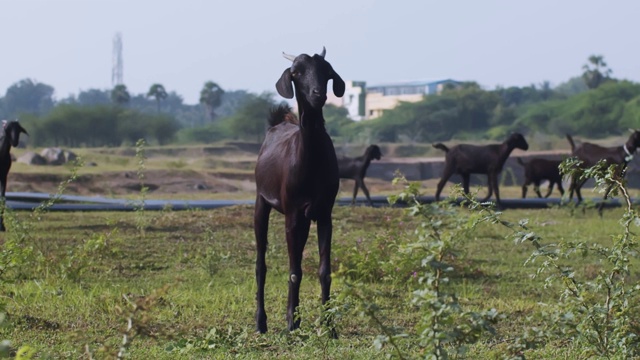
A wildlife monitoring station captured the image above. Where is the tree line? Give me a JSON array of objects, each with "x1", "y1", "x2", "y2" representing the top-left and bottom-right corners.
[{"x1": 1, "y1": 54, "x2": 636, "y2": 148}]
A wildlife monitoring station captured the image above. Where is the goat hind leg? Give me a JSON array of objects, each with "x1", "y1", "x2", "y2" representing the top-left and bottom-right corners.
[
  {"x1": 351, "y1": 181, "x2": 359, "y2": 205},
  {"x1": 254, "y1": 196, "x2": 271, "y2": 333},
  {"x1": 358, "y1": 179, "x2": 373, "y2": 206},
  {"x1": 435, "y1": 167, "x2": 454, "y2": 201}
]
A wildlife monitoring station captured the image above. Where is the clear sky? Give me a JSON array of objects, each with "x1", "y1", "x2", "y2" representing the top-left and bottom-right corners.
[{"x1": 2, "y1": 0, "x2": 638, "y2": 104}]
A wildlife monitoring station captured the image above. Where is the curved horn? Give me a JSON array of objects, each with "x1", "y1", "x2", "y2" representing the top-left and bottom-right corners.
[
  {"x1": 319, "y1": 46, "x2": 326, "y2": 58},
  {"x1": 282, "y1": 52, "x2": 296, "y2": 62}
]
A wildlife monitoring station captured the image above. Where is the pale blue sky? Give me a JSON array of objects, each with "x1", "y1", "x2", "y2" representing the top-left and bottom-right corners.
[{"x1": 2, "y1": 0, "x2": 638, "y2": 104}]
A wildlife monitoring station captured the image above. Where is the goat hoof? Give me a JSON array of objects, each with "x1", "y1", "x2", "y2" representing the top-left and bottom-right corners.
[{"x1": 256, "y1": 313, "x2": 267, "y2": 334}]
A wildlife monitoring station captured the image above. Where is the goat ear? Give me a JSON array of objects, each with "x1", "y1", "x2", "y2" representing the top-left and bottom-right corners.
[
  {"x1": 332, "y1": 73, "x2": 346, "y2": 97},
  {"x1": 275, "y1": 68, "x2": 294, "y2": 99}
]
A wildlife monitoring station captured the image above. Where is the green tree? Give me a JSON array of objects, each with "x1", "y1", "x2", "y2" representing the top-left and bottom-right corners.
[
  {"x1": 582, "y1": 55, "x2": 612, "y2": 89},
  {"x1": 146, "y1": 84, "x2": 168, "y2": 112},
  {"x1": 324, "y1": 104, "x2": 354, "y2": 137},
  {"x1": 223, "y1": 92, "x2": 277, "y2": 143},
  {"x1": 111, "y1": 84, "x2": 131, "y2": 106},
  {"x1": 199, "y1": 81, "x2": 224, "y2": 123},
  {"x1": 2, "y1": 78, "x2": 55, "y2": 117}
]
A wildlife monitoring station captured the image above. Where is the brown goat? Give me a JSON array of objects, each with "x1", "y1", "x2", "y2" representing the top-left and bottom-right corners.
[
  {"x1": 566, "y1": 131, "x2": 640, "y2": 203},
  {"x1": 516, "y1": 157, "x2": 565, "y2": 198},
  {"x1": 0, "y1": 120, "x2": 28, "y2": 231},
  {"x1": 433, "y1": 133, "x2": 529, "y2": 204},
  {"x1": 254, "y1": 48, "x2": 345, "y2": 336},
  {"x1": 338, "y1": 144, "x2": 382, "y2": 206}
]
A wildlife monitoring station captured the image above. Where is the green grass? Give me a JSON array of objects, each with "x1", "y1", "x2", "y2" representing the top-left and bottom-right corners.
[{"x1": 0, "y1": 202, "x2": 634, "y2": 359}]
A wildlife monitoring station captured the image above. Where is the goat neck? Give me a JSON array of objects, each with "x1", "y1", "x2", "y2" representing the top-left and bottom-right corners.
[
  {"x1": 497, "y1": 141, "x2": 518, "y2": 166},
  {"x1": 296, "y1": 101, "x2": 326, "y2": 133},
  {"x1": 623, "y1": 134, "x2": 640, "y2": 160},
  {"x1": 0, "y1": 129, "x2": 11, "y2": 159}
]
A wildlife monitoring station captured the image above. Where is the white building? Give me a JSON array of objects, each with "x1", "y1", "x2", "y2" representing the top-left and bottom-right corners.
[{"x1": 327, "y1": 79, "x2": 460, "y2": 120}]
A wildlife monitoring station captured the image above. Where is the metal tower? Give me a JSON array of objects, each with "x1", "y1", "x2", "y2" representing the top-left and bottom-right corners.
[{"x1": 112, "y1": 32, "x2": 123, "y2": 86}]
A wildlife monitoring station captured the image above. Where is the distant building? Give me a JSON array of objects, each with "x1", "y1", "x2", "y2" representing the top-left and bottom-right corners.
[
  {"x1": 365, "y1": 79, "x2": 460, "y2": 119},
  {"x1": 326, "y1": 79, "x2": 460, "y2": 121},
  {"x1": 326, "y1": 81, "x2": 367, "y2": 121}
]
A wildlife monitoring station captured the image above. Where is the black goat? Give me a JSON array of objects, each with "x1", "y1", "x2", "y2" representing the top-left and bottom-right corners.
[
  {"x1": 338, "y1": 145, "x2": 382, "y2": 206},
  {"x1": 516, "y1": 157, "x2": 565, "y2": 198},
  {"x1": 254, "y1": 47, "x2": 345, "y2": 336},
  {"x1": 0, "y1": 120, "x2": 28, "y2": 231},
  {"x1": 566, "y1": 131, "x2": 640, "y2": 203},
  {"x1": 433, "y1": 133, "x2": 529, "y2": 204}
]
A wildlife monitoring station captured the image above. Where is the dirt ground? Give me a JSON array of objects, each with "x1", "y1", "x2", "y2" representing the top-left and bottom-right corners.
[{"x1": 7, "y1": 169, "x2": 426, "y2": 200}]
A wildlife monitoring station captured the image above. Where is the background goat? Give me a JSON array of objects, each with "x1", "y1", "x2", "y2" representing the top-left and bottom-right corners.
[
  {"x1": 433, "y1": 133, "x2": 529, "y2": 204},
  {"x1": 0, "y1": 120, "x2": 28, "y2": 231},
  {"x1": 338, "y1": 144, "x2": 382, "y2": 206},
  {"x1": 254, "y1": 47, "x2": 344, "y2": 336},
  {"x1": 566, "y1": 131, "x2": 640, "y2": 203},
  {"x1": 516, "y1": 157, "x2": 565, "y2": 198}
]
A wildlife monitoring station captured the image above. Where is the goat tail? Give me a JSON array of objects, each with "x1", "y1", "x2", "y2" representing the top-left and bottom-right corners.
[
  {"x1": 432, "y1": 143, "x2": 449, "y2": 152},
  {"x1": 267, "y1": 104, "x2": 297, "y2": 127},
  {"x1": 566, "y1": 134, "x2": 576, "y2": 152},
  {"x1": 516, "y1": 157, "x2": 525, "y2": 166}
]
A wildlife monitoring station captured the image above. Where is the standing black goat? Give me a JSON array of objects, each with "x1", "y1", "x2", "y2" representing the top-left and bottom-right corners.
[
  {"x1": 433, "y1": 133, "x2": 529, "y2": 204},
  {"x1": 254, "y1": 47, "x2": 344, "y2": 336},
  {"x1": 338, "y1": 144, "x2": 382, "y2": 206},
  {"x1": 566, "y1": 131, "x2": 640, "y2": 203},
  {"x1": 516, "y1": 157, "x2": 565, "y2": 198},
  {"x1": 0, "y1": 120, "x2": 28, "y2": 231}
]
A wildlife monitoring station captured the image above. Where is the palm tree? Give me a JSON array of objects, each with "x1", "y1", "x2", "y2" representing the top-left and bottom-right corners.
[
  {"x1": 582, "y1": 55, "x2": 612, "y2": 89},
  {"x1": 147, "y1": 84, "x2": 168, "y2": 112},
  {"x1": 111, "y1": 84, "x2": 130, "y2": 106},
  {"x1": 199, "y1": 81, "x2": 224, "y2": 122}
]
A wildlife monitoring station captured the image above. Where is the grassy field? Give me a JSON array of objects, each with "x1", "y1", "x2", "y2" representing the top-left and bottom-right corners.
[
  {"x1": 2, "y1": 142, "x2": 640, "y2": 358},
  {"x1": 0, "y1": 195, "x2": 637, "y2": 359}
]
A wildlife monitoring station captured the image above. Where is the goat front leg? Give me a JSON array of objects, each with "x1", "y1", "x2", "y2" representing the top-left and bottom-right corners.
[
  {"x1": 286, "y1": 211, "x2": 310, "y2": 332},
  {"x1": 0, "y1": 175, "x2": 7, "y2": 232},
  {"x1": 493, "y1": 174, "x2": 502, "y2": 205},
  {"x1": 357, "y1": 178, "x2": 373, "y2": 206},
  {"x1": 317, "y1": 215, "x2": 337, "y2": 338},
  {"x1": 556, "y1": 181, "x2": 565, "y2": 197},
  {"x1": 544, "y1": 182, "x2": 555, "y2": 198},
  {"x1": 481, "y1": 174, "x2": 494, "y2": 202},
  {"x1": 534, "y1": 183, "x2": 543, "y2": 198},
  {"x1": 254, "y1": 196, "x2": 271, "y2": 333}
]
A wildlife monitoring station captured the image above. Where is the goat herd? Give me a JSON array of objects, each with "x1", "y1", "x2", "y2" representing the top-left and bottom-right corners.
[
  {"x1": 0, "y1": 48, "x2": 638, "y2": 337},
  {"x1": 251, "y1": 47, "x2": 640, "y2": 336}
]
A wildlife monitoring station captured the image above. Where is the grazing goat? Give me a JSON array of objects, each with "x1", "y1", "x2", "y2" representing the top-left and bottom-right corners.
[
  {"x1": 254, "y1": 47, "x2": 345, "y2": 336},
  {"x1": 338, "y1": 144, "x2": 382, "y2": 206},
  {"x1": 516, "y1": 157, "x2": 565, "y2": 198},
  {"x1": 566, "y1": 131, "x2": 640, "y2": 203},
  {"x1": 0, "y1": 120, "x2": 28, "y2": 231},
  {"x1": 433, "y1": 133, "x2": 529, "y2": 204}
]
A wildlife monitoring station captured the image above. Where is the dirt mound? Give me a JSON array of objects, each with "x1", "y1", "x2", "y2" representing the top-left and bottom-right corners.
[{"x1": 9, "y1": 170, "x2": 252, "y2": 196}]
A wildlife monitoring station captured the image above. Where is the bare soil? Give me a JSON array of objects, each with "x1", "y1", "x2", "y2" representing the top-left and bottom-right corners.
[
  {"x1": 7, "y1": 169, "x2": 411, "y2": 201},
  {"x1": 9, "y1": 170, "x2": 256, "y2": 197}
]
